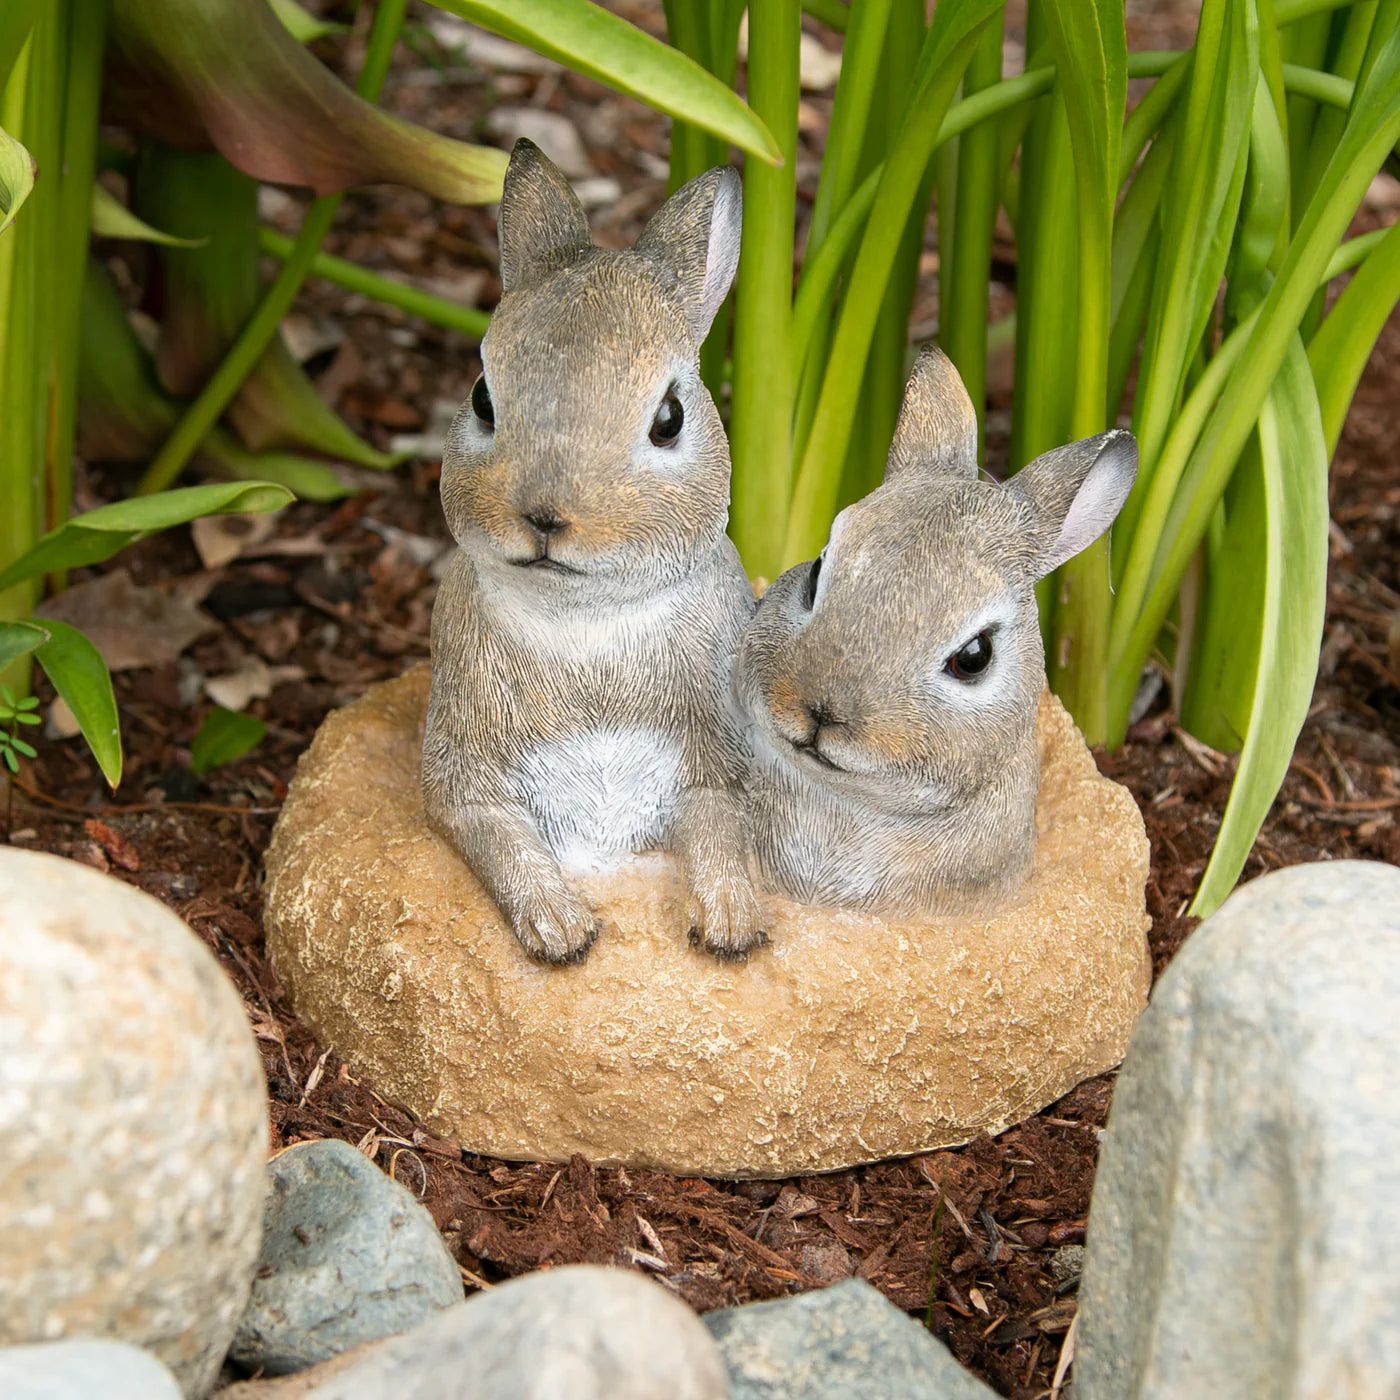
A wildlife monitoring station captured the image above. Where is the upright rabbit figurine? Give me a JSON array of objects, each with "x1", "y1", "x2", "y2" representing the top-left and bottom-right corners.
[
  {"x1": 422, "y1": 140, "x2": 764, "y2": 964},
  {"x1": 734, "y1": 345, "x2": 1138, "y2": 918}
]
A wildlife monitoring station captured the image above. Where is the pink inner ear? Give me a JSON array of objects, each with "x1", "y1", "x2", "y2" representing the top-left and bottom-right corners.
[
  {"x1": 698, "y1": 176, "x2": 742, "y2": 330},
  {"x1": 1042, "y1": 441, "x2": 1137, "y2": 575}
]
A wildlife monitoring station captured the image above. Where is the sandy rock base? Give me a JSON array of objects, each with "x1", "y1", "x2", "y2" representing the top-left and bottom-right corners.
[{"x1": 264, "y1": 667, "x2": 1150, "y2": 1178}]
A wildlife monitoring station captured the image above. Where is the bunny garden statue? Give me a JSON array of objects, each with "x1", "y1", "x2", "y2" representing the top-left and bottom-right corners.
[
  {"x1": 422, "y1": 139, "x2": 764, "y2": 965},
  {"x1": 734, "y1": 345, "x2": 1138, "y2": 919}
]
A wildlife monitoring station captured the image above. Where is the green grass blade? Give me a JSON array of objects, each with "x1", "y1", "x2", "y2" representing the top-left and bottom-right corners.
[
  {"x1": 1189, "y1": 336, "x2": 1328, "y2": 914},
  {"x1": 90, "y1": 183, "x2": 205, "y2": 246},
  {"x1": 781, "y1": 0, "x2": 1000, "y2": 568},
  {"x1": 0, "y1": 483, "x2": 294, "y2": 594},
  {"x1": 430, "y1": 0, "x2": 780, "y2": 164},
  {"x1": 32, "y1": 617, "x2": 121, "y2": 785},
  {"x1": 1039, "y1": 0, "x2": 1126, "y2": 740},
  {"x1": 1308, "y1": 215, "x2": 1400, "y2": 453},
  {"x1": 1109, "y1": 10, "x2": 1400, "y2": 736},
  {"x1": 728, "y1": 0, "x2": 801, "y2": 580},
  {"x1": 1121, "y1": 0, "x2": 1258, "y2": 551},
  {"x1": 941, "y1": 13, "x2": 1003, "y2": 456},
  {"x1": 258, "y1": 225, "x2": 490, "y2": 339}
]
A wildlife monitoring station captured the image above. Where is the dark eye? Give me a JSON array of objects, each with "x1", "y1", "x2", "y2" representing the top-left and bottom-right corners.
[
  {"x1": 649, "y1": 387, "x2": 683, "y2": 446},
  {"x1": 471, "y1": 374, "x2": 494, "y2": 427},
  {"x1": 801, "y1": 554, "x2": 822, "y2": 609},
  {"x1": 946, "y1": 631, "x2": 993, "y2": 681}
]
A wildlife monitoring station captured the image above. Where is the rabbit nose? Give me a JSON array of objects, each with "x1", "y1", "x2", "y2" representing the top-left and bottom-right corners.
[
  {"x1": 807, "y1": 702, "x2": 839, "y2": 732},
  {"x1": 522, "y1": 508, "x2": 568, "y2": 537}
]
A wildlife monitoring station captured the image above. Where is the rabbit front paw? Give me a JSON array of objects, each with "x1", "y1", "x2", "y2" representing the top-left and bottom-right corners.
[
  {"x1": 512, "y1": 884, "x2": 599, "y2": 965},
  {"x1": 687, "y1": 876, "x2": 768, "y2": 962}
]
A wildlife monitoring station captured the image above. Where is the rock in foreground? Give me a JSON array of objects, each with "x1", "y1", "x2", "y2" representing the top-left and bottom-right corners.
[
  {"x1": 1076, "y1": 860, "x2": 1400, "y2": 1399},
  {"x1": 0, "y1": 1339, "x2": 182, "y2": 1399},
  {"x1": 217, "y1": 1265, "x2": 728, "y2": 1399},
  {"x1": 265, "y1": 666, "x2": 1150, "y2": 1176},
  {"x1": 705, "y1": 1279, "x2": 995, "y2": 1399},
  {"x1": 231, "y1": 1138, "x2": 462, "y2": 1376},
  {"x1": 0, "y1": 849, "x2": 268, "y2": 1398}
]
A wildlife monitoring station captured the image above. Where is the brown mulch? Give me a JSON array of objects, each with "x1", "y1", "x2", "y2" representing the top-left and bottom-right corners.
[{"x1": 8, "y1": 6, "x2": 1399, "y2": 1397}]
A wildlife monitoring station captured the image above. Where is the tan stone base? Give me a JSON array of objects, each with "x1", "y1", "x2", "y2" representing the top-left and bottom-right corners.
[{"x1": 264, "y1": 666, "x2": 1150, "y2": 1178}]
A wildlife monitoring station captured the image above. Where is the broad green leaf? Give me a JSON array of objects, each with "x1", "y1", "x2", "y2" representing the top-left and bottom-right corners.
[
  {"x1": 32, "y1": 619, "x2": 122, "y2": 787},
  {"x1": 90, "y1": 183, "x2": 206, "y2": 247},
  {"x1": 0, "y1": 620, "x2": 47, "y2": 673},
  {"x1": 190, "y1": 706, "x2": 266, "y2": 774},
  {"x1": 1190, "y1": 336, "x2": 1328, "y2": 915},
  {"x1": 0, "y1": 483, "x2": 294, "y2": 594},
  {"x1": 268, "y1": 0, "x2": 347, "y2": 43},
  {"x1": 427, "y1": 0, "x2": 781, "y2": 165},
  {"x1": 0, "y1": 123, "x2": 35, "y2": 233},
  {"x1": 107, "y1": 0, "x2": 508, "y2": 203}
]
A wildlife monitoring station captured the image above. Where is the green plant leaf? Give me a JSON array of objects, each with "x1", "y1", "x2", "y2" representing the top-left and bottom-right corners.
[
  {"x1": 0, "y1": 0, "x2": 40, "y2": 84},
  {"x1": 32, "y1": 618, "x2": 121, "y2": 787},
  {"x1": 427, "y1": 0, "x2": 780, "y2": 164},
  {"x1": 0, "y1": 620, "x2": 48, "y2": 673},
  {"x1": 190, "y1": 706, "x2": 266, "y2": 774},
  {"x1": 1189, "y1": 336, "x2": 1329, "y2": 915},
  {"x1": 268, "y1": 0, "x2": 347, "y2": 43},
  {"x1": 0, "y1": 123, "x2": 35, "y2": 233},
  {"x1": 106, "y1": 0, "x2": 508, "y2": 203},
  {"x1": 0, "y1": 483, "x2": 294, "y2": 594},
  {"x1": 90, "y1": 182, "x2": 206, "y2": 246}
]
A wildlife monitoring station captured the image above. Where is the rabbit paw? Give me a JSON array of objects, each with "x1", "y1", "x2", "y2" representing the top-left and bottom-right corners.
[
  {"x1": 513, "y1": 885, "x2": 599, "y2": 965},
  {"x1": 687, "y1": 877, "x2": 768, "y2": 962}
]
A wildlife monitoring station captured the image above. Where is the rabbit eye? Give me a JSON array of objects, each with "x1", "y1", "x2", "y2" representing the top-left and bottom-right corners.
[
  {"x1": 946, "y1": 631, "x2": 993, "y2": 681},
  {"x1": 801, "y1": 554, "x2": 822, "y2": 609},
  {"x1": 650, "y1": 388, "x2": 683, "y2": 447},
  {"x1": 471, "y1": 375, "x2": 494, "y2": 428}
]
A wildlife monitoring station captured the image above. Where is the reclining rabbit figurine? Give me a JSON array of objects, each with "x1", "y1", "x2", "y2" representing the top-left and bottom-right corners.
[
  {"x1": 422, "y1": 139, "x2": 764, "y2": 965},
  {"x1": 733, "y1": 345, "x2": 1138, "y2": 918}
]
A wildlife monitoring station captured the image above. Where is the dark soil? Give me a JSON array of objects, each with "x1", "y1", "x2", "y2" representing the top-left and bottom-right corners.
[{"x1": 10, "y1": 6, "x2": 1399, "y2": 1397}]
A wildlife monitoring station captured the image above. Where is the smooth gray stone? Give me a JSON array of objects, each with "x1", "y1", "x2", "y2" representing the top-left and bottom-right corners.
[
  {"x1": 219, "y1": 1265, "x2": 729, "y2": 1399},
  {"x1": 0, "y1": 1339, "x2": 182, "y2": 1399},
  {"x1": 230, "y1": 1138, "x2": 462, "y2": 1376},
  {"x1": 1076, "y1": 860, "x2": 1400, "y2": 1400},
  {"x1": 704, "y1": 1278, "x2": 995, "y2": 1399}
]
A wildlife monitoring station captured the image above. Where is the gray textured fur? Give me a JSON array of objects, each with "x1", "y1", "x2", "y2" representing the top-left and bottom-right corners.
[
  {"x1": 422, "y1": 140, "x2": 762, "y2": 963},
  {"x1": 734, "y1": 345, "x2": 1138, "y2": 918}
]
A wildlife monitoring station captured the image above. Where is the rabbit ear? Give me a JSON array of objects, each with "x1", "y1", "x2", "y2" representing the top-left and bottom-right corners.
[
  {"x1": 884, "y1": 345, "x2": 979, "y2": 486},
  {"x1": 1011, "y1": 429, "x2": 1139, "y2": 578},
  {"x1": 635, "y1": 166, "x2": 742, "y2": 341},
  {"x1": 497, "y1": 138, "x2": 592, "y2": 293}
]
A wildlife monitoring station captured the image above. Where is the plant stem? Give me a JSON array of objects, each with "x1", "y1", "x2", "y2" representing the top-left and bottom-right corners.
[
  {"x1": 941, "y1": 15, "x2": 1003, "y2": 456},
  {"x1": 136, "y1": 0, "x2": 408, "y2": 495},
  {"x1": 257, "y1": 226, "x2": 490, "y2": 338},
  {"x1": 727, "y1": 0, "x2": 800, "y2": 579}
]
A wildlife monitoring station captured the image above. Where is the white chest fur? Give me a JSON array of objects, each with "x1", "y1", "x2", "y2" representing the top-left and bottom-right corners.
[{"x1": 514, "y1": 727, "x2": 684, "y2": 873}]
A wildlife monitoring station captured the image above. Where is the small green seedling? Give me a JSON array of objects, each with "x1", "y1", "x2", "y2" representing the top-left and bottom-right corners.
[
  {"x1": 0, "y1": 683, "x2": 40, "y2": 775},
  {"x1": 190, "y1": 705, "x2": 266, "y2": 775}
]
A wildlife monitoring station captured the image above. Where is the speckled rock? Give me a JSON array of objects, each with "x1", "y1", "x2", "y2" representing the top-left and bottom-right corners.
[
  {"x1": 705, "y1": 1279, "x2": 995, "y2": 1399},
  {"x1": 0, "y1": 1339, "x2": 183, "y2": 1398},
  {"x1": 264, "y1": 666, "x2": 1150, "y2": 1177},
  {"x1": 231, "y1": 1138, "x2": 462, "y2": 1375},
  {"x1": 0, "y1": 849, "x2": 268, "y2": 1398},
  {"x1": 1076, "y1": 860, "x2": 1400, "y2": 1400},
  {"x1": 216, "y1": 1265, "x2": 728, "y2": 1399}
]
